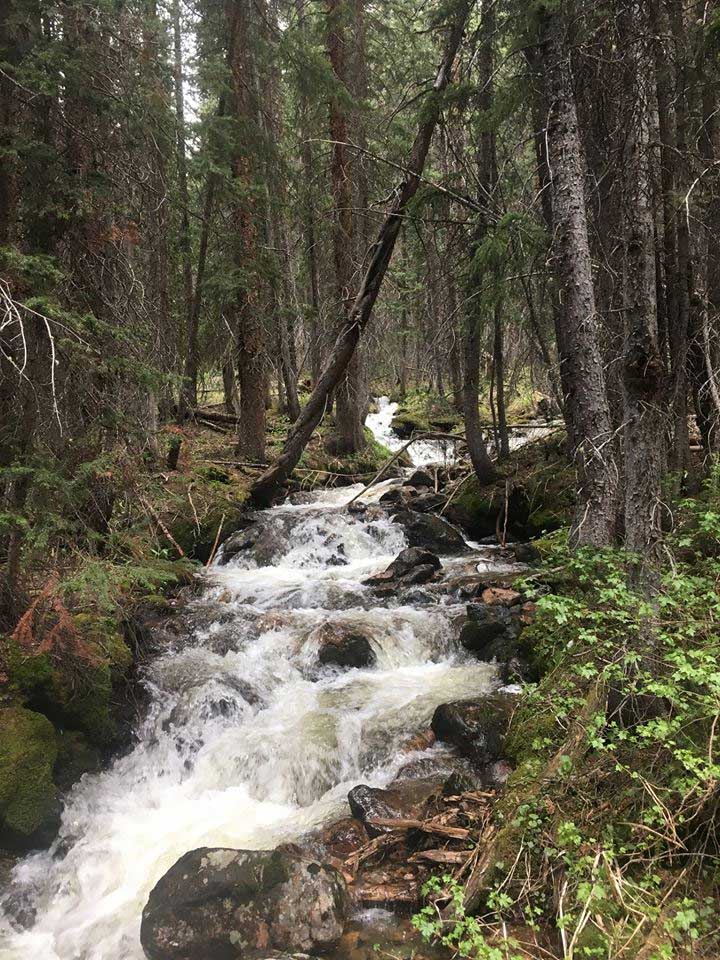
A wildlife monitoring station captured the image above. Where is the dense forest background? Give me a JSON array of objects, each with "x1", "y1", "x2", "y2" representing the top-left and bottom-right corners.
[{"x1": 3, "y1": 0, "x2": 720, "y2": 954}]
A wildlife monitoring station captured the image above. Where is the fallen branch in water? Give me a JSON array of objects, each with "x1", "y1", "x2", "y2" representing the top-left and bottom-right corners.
[{"x1": 345, "y1": 432, "x2": 464, "y2": 507}]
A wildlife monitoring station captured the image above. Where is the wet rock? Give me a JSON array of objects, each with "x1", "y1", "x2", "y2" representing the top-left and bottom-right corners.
[
  {"x1": 403, "y1": 469, "x2": 434, "y2": 489},
  {"x1": 431, "y1": 694, "x2": 515, "y2": 765},
  {"x1": 389, "y1": 547, "x2": 441, "y2": 579},
  {"x1": 140, "y1": 846, "x2": 347, "y2": 960},
  {"x1": 315, "y1": 623, "x2": 376, "y2": 669},
  {"x1": 379, "y1": 488, "x2": 411, "y2": 508},
  {"x1": 392, "y1": 511, "x2": 467, "y2": 555},
  {"x1": 364, "y1": 547, "x2": 441, "y2": 593},
  {"x1": 410, "y1": 492, "x2": 447, "y2": 513},
  {"x1": 400, "y1": 564, "x2": 437, "y2": 586},
  {"x1": 219, "y1": 518, "x2": 288, "y2": 567},
  {"x1": 458, "y1": 615, "x2": 506, "y2": 651},
  {"x1": 460, "y1": 603, "x2": 532, "y2": 675},
  {"x1": 400, "y1": 728, "x2": 435, "y2": 754},
  {"x1": 304, "y1": 817, "x2": 368, "y2": 863},
  {"x1": 347, "y1": 778, "x2": 444, "y2": 838}
]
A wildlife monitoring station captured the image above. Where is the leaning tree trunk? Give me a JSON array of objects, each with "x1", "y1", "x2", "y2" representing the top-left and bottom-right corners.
[
  {"x1": 250, "y1": 0, "x2": 471, "y2": 507},
  {"x1": 539, "y1": 3, "x2": 618, "y2": 548}
]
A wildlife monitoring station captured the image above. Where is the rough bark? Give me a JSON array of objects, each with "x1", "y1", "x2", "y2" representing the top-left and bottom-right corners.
[
  {"x1": 173, "y1": 0, "x2": 196, "y2": 416},
  {"x1": 463, "y1": 0, "x2": 498, "y2": 486},
  {"x1": 621, "y1": 0, "x2": 665, "y2": 588},
  {"x1": 227, "y1": 0, "x2": 267, "y2": 463},
  {"x1": 250, "y1": 0, "x2": 471, "y2": 507},
  {"x1": 328, "y1": 0, "x2": 366, "y2": 454},
  {"x1": 539, "y1": 4, "x2": 618, "y2": 547}
]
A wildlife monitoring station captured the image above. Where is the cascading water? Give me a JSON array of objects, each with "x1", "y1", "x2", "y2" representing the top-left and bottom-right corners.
[
  {"x1": 365, "y1": 397, "x2": 460, "y2": 466},
  {"x1": 0, "y1": 433, "x2": 503, "y2": 960}
]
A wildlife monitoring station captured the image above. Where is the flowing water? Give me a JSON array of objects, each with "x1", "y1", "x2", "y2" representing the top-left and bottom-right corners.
[
  {"x1": 365, "y1": 396, "x2": 459, "y2": 465},
  {"x1": 0, "y1": 420, "x2": 509, "y2": 960}
]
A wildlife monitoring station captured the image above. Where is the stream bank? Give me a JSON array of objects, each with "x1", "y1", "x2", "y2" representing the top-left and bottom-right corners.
[{"x1": 0, "y1": 410, "x2": 564, "y2": 960}]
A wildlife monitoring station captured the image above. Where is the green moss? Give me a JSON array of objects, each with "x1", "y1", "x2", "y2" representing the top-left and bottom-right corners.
[
  {"x1": 5, "y1": 614, "x2": 134, "y2": 748},
  {"x1": 0, "y1": 707, "x2": 57, "y2": 839}
]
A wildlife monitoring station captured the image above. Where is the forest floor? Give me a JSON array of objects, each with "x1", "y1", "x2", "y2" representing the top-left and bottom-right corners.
[{"x1": 3, "y1": 401, "x2": 718, "y2": 959}]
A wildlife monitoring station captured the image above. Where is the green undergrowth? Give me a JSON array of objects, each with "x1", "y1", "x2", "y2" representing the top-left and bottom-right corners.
[{"x1": 414, "y1": 469, "x2": 720, "y2": 959}]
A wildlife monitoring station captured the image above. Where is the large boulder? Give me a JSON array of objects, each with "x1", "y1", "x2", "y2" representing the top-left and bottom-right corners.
[
  {"x1": 431, "y1": 694, "x2": 516, "y2": 765},
  {"x1": 0, "y1": 707, "x2": 59, "y2": 849},
  {"x1": 313, "y1": 623, "x2": 376, "y2": 669},
  {"x1": 392, "y1": 510, "x2": 467, "y2": 555},
  {"x1": 140, "y1": 846, "x2": 347, "y2": 960}
]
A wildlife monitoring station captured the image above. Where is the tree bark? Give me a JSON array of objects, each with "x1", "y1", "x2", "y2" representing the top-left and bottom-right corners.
[
  {"x1": 539, "y1": 3, "x2": 618, "y2": 548},
  {"x1": 250, "y1": 0, "x2": 471, "y2": 507},
  {"x1": 328, "y1": 0, "x2": 366, "y2": 454},
  {"x1": 463, "y1": 0, "x2": 498, "y2": 486},
  {"x1": 621, "y1": 0, "x2": 665, "y2": 588},
  {"x1": 173, "y1": 0, "x2": 196, "y2": 417},
  {"x1": 227, "y1": 0, "x2": 267, "y2": 463}
]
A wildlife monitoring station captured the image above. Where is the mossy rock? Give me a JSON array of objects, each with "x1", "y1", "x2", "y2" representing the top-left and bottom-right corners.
[
  {"x1": 390, "y1": 410, "x2": 430, "y2": 439},
  {"x1": 6, "y1": 614, "x2": 134, "y2": 748},
  {"x1": 0, "y1": 707, "x2": 58, "y2": 846},
  {"x1": 170, "y1": 503, "x2": 248, "y2": 564},
  {"x1": 446, "y1": 479, "x2": 533, "y2": 540}
]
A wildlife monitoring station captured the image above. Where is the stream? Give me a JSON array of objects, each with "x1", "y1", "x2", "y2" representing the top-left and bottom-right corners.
[{"x1": 0, "y1": 411, "x2": 516, "y2": 960}]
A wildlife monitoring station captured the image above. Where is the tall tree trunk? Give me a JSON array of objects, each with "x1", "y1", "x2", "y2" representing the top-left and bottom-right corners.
[
  {"x1": 250, "y1": 0, "x2": 471, "y2": 507},
  {"x1": 328, "y1": 0, "x2": 366, "y2": 454},
  {"x1": 463, "y1": 0, "x2": 498, "y2": 486},
  {"x1": 173, "y1": 0, "x2": 196, "y2": 417},
  {"x1": 227, "y1": 0, "x2": 267, "y2": 462},
  {"x1": 621, "y1": 0, "x2": 665, "y2": 588},
  {"x1": 538, "y1": 3, "x2": 618, "y2": 548},
  {"x1": 143, "y1": 0, "x2": 171, "y2": 451}
]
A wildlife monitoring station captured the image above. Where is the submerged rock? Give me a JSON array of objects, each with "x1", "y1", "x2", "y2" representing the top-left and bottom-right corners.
[
  {"x1": 431, "y1": 694, "x2": 516, "y2": 765},
  {"x1": 140, "y1": 846, "x2": 347, "y2": 960},
  {"x1": 314, "y1": 623, "x2": 377, "y2": 669},
  {"x1": 392, "y1": 511, "x2": 466, "y2": 555}
]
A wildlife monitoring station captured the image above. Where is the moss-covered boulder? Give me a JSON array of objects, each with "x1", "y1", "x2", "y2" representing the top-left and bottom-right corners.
[
  {"x1": 445, "y1": 480, "x2": 531, "y2": 540},
  {"x1": 0, "y1": 707, "x2": 58, "y2": 848},
  {"x1": 6, "y1": 614, "x2": 134, "y2": 748}
]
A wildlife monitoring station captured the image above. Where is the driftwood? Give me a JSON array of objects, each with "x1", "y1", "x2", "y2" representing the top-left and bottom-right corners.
[
  {"x1": 409, "y1": 849, "x2": 474, "y2": 864},
  {"x1": 367, "y1": 817, "x2": 471, "y2": 840}
]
